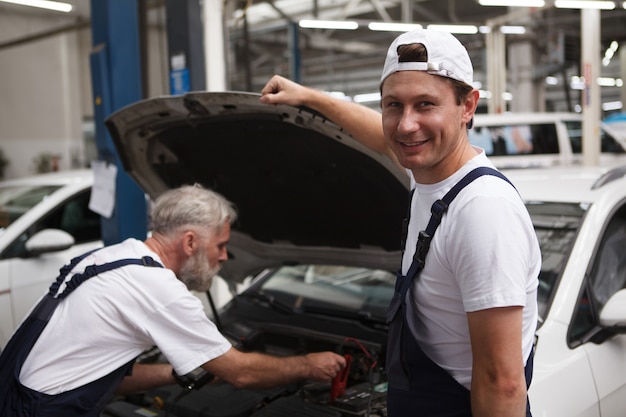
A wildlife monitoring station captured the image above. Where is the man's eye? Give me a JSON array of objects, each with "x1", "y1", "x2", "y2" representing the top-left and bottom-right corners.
[{"x1": 383, "y1": 101, "x2": 400, "y2": 109}]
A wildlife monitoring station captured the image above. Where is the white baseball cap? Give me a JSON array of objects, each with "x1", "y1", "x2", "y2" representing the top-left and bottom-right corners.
[{"x1": 380, "y1": 28, "x2": 474, "y2": 87}]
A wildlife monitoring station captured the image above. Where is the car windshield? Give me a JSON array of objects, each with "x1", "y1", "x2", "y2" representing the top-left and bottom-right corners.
[
  {"x1": 257, "y1": 265, "x2": 396, "y2": 322},
  {"x1": 255, "y1": 201, "x2": 586, "y2": 325},
  {"x1": 0, "y1": 184, "x2": 62, "y2": 234},
  {"x1": 527, "y1": 201, "x2": 587, "y2": 323}
]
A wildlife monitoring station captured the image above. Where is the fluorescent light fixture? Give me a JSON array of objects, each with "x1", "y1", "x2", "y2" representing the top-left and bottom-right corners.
[
  {"x1": 298, "y1": 19, "x2": 359, "y2": 30},
  {"x1": 324, "y1": 91, "x2": 353, "y2": 101},
  {"x1": 500, "y1": 25, "x2": 526, "y2": 34},
  {"x1": 368, "y1": 22, "x2": 422, "y2": 32},
  {"x1": 545, "y1": 76, "x2": 559, "y2": 85},
  {"x1": 570, "y1": 76, "x2": 585, "y2": 90},
  {"x1": 554, "y1": 1, "x2": 615, "y2": 9},
  {"x1": 603, "y1": 41, "x2": 619, "y2": 66},
  {"x1": 479, "y1": 0, "x2": 545, "y2": 6},
  {"x1": 602, "y1": 101, "x2": 623, "y2": 111},
  {"x1": 598, "y1": 77, "x2": 618, "y2": 87},
  {"x1": 479, "y1": 26, "x2": 491, "y2": 33},
  {"x1": 479, "y1": 90, "x2": 492, "y2": 99},
  {"x1": 0, "y1": 0, "x2": 72, "y2": 12},
  {"x1": 427, "y1": 24, "x2": 478, "y2": 34},
  {"x1": 354, "y1": 92, "x2": 381, "y2": 103}
]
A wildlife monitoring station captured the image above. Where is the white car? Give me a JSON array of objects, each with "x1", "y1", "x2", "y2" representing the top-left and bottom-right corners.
[
  {"x1": 469, "y1": 112, "x2": 626, "y2": 169},
  {"x1": 507, "y1": 166, "x2": 626, "y2": 417},
  {"x1": 0, "y1": 170, "x2": 102, "y2": 349},
  {"x1": 102, "y1": 92, "x2": 626, "y2": 417}
]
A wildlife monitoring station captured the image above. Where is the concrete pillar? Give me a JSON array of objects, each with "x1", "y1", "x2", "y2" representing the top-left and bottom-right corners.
[
  {"x1": 581, "y1": 8, "x2": 601, "y2": 167},
  {"x1": 203, "y1": 0, "x2": 226, "y2": 91},
  {"x1": 620, "y1": 43, "x2": 626, "y2": 109},
  {"x1": 486, "y1": 29, "x2": 506, "y2": 114},
  {"x1": 508, "y1": 41, "x2": 536, "y2": 112}
]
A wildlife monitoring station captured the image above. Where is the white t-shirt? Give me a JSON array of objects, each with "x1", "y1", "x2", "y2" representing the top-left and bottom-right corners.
[
  {"x1": 20, "y1": 238, "x2": 232, "y2": 394},
  {"x1": 402, "y1": 150, "x2": 540, "y2": 389}
]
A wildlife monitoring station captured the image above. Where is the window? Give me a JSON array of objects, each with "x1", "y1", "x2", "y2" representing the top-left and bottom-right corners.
[
  {"x1": 469, "y1": 123, "x2": 559, "y2": 156},
  {"x1": 527, "y1": 202, "x2": 586, "y2": 323},
  {"x1": 0, "y1": 188, "x2": 101, "y2": 259},
  {"x1": 565, "y1": 120, "x2": 625, "y2": 154},
  {"x1": 568, "y1": 205, "x2": 626, "y2": 346}
]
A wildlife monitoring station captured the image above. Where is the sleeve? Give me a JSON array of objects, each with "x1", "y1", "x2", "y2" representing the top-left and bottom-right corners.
[
  {"x1": 447, "y1": 187, "x2": 535, "y2": 312},
  {"x1": 128, "y1": 272, "x2": 233, "y2": 375}
]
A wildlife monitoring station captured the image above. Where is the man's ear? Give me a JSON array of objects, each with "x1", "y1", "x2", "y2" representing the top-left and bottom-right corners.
[
  {"x1": 181, "y1": 230, "x2": 198, "y2": 256},
  {"x1": 462, "y1": 89, "x2": 480, "y2": 127}
]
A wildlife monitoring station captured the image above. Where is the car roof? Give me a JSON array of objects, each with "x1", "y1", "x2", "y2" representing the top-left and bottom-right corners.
[
  {"x1": 473, "y1": 112, "x2": 582, "y2": 126},
  {"x1": 503, "y1": 165, "x2": 626, "y2": 204},
  {"x1": 0, "y1": 169, "x2": 92, "y2": 188}
]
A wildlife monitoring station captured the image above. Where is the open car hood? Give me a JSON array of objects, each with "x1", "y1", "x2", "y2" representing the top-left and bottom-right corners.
[{"x1": 106, "y1": 92, "x2": 409, "y2": 282}]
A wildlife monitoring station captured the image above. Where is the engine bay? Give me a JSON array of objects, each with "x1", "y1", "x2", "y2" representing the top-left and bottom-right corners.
[{"x1": 102, "y1": 322, "x2": 388, "y2": 417}]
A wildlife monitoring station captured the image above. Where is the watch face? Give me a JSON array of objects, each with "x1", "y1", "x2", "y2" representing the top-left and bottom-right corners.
[{"x1": 187, "y1": 367, "x2": 206, "y2": 379}]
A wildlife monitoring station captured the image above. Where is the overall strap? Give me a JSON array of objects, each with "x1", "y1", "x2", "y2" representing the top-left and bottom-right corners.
[
  {"x1": 401, "y1": 167, "x2": 514, "y2": 299},
  {"x1": 57, "y1": 256, "x2": 163, "y2": 299},
  {"x1": 0, "y1": 249, "x2": 164, "y2": 416},
  {"x1": 48, "y1": 248, "x2": 100, "y2": 297}
]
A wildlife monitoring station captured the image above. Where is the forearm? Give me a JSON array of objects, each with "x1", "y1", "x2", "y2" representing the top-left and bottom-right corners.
[
  {"x1": 301, "y1": 89, "x2": 388, "y2": 155},
  {"x1": 260, "y1": 75, "x2": 390, "y2": 158},
  {"x1": 203, "y1": 348, "x2": 344, "y2": 389},
  {"x1": 222, "y1": 352, "x2": 313, "y2": 389},
  {"x1": 115, "y1": 363, "x2": 176, "y2": 394}
]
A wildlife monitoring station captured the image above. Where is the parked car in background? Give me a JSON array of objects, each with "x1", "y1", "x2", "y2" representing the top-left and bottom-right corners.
[
  {"x1": 469, "y1": 112, "x2": 626, "y2": 168},
  {"x1": 0, "y1": 170, "x2": 102, "y2": 349},
  {"x1": 103, "y1": 92, "x2": 626, "y2": 417}
]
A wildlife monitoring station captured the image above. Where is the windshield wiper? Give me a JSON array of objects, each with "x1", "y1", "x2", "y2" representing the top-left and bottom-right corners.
[
  {"x1": 242, "y1": 289, "x2": 303, "y2": 314},
  {"x1": 300, "y1": 304, "x2": 387, "y2": 328}
]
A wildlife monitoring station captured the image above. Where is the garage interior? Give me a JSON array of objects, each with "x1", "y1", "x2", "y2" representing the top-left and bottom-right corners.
[{"x1": 0, "y1": 0, "x2": 625, "y2": 180}]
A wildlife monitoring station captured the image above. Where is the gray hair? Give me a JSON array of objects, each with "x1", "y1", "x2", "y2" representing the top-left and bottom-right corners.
[{"x1": 150, "y1": 184, "x2": 237, "y2": 236}]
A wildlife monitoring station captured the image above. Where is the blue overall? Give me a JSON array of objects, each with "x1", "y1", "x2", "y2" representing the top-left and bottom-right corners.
[
  {"x1": 0, "y1": 249, "x2": 163, "y2": 417},
  {"x1": 385, "y1": 167, "x2": 534, "y2": 417}
]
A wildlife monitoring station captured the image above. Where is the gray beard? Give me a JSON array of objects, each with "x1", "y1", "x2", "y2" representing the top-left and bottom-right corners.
[{"x1": 178, "y1": 250, "x2": 221, "y2": 292}]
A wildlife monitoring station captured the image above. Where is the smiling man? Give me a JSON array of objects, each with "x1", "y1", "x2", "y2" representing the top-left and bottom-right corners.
[{"x1": 261, "y1": 28, "x2": 540, "y2": 417}]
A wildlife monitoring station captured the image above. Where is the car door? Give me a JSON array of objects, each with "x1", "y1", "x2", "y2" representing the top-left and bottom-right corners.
[
  {"x1": 0, "y1": 188, "x2": 102, "y2": 348},
  {"x1": 568, "y1": 202, "x2": 626, "y2": 417}
]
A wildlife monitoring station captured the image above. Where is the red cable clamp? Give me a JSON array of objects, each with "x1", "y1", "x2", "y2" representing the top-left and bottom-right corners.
[{"x1": 330, "y1": 353, "x2": 352, "y2": 403}]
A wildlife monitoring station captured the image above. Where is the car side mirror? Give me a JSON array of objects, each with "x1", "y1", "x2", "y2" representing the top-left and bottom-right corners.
[
  {"x1": 25, "y1": 229, "x2": 75, "y2": 256},
  {"x1": 599, "y1": 289, "x2": 626, "y2": 328}
]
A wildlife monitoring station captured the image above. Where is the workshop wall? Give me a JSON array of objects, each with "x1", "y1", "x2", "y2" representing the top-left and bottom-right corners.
[{"x1": 0, "y1": 7, "x2": 169, "y2": 180}]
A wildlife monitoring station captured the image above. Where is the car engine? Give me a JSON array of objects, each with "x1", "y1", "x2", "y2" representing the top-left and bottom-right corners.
[{"x1": 102, "y1": 322, "x2": 388, "y2": 417}]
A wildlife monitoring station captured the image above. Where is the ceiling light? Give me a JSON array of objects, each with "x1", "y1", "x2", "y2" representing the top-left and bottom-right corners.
[
  {"x1": 602, "y1": 101, "x2": 623, "y2": 111},
  {"x1": 603, "y1": 41, "x2": 619, "y2": 66},
  {"x1": 354, "y1": 92, "x2": 381, "y2": 103},
  {"x1": 298, "y1": 20, "x2": 359, "y2": 30},
  {"x1": 545, "y1": 76, "x2": 559, "y2": 85},
  {"x1": 500, "y1": 25, "x2": 526, "y2": 34},
  {"x1": 598, "y1": 77, "x2": 618, "y2": 87},
  {"x1": 0, "y1": 0, "x2": 72, "y2": 12},
  {"x1": 554, "y1": 1, "x2": 616, "y2": 9},
  {"x1": 427, "y1": 24, "x2": 478, "y2": 34},
  {"x1": 479, "y1": 0, "x2": 545, "y2": 6},
  {"x1": 368, "y1": 22, "x2": 423, "y2": 32}
]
